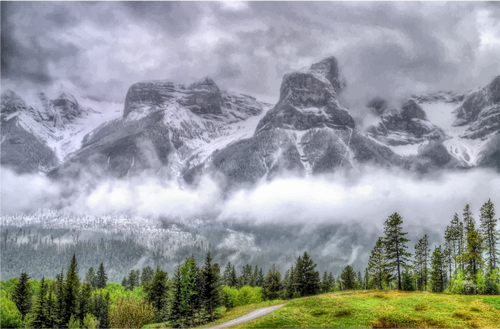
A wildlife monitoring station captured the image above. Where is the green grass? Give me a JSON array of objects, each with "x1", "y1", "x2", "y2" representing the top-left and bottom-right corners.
[
  {"x1": 142, "y1": 300, "x2": 284, "y2": 329},
  {"x1": 228, "y1": 291, "x2": 500, "y2": 328}
]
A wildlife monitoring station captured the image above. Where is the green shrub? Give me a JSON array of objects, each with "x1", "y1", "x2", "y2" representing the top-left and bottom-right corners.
[{"x1": 0, "y1": 297, "x2": 23, "y2": 329}]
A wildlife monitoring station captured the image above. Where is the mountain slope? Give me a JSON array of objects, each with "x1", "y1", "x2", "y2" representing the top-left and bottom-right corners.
[{"x1": 49, "y1": 78, "x2": 271, "y2": 180}]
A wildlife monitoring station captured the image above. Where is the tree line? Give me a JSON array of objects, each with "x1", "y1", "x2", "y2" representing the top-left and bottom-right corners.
[{"x1": 365, "y1": 199, "x2": 500, "y2": 294}]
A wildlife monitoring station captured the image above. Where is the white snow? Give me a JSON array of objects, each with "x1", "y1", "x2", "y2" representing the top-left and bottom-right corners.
[{"x1": 421, "y1": 101, "x2": 491, "y2": 165}]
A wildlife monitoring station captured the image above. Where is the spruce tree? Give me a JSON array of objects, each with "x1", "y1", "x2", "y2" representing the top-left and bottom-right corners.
[
  {"x1": 340, "y1": 265, "x2": 358, "y2": 290},
  {"x1": 169, "y1": 265, "x2": 184, "y2": 327},
  {"x1": 357, "y1": 271, "x2": 363, "y2": 289},
  {"x1": 328, "y1": 272, "x2": 335, "y2": 288},
  {"x1": 401, "y1": 267, "x2": 415, "y2": 291},
  {"x1": 141, "y1": 266, "x2": 155, "y2": 286},
  {"x1": 383, "y1": 213, "x2": 411, "y2": 290},
  {"x1": 202, "y1": 253, "x2": 222, "y2": 322},
  {"x1": 54, "y1": 269, "x2": 65, "y2": 327},
  {"x1": 256, "y1": 268, "x2": 265, "y2": 287},
  {"x1": 127, "y1": 269, "x2": 139, "y2": 291},
  {"x1": 121, "y1": 276, "x2": 128, "y2": 289},
  {"x1": 24, "y1": 276, "x2": 48, "y2": 328},
  {"x1": 230, "y1": 264, "x2": 238, "y2": 287},
  {"x1": 62, "y1": 254, "x2": 81, "y2": 325},
  {"x1": 12, "y1": 272, "x2": 32, "y2": 320},
  {"x1": 252, "y1": 265, "x2": 258, "y2": 287},
  {"x1": 368, "y1": 237, "x2": 388, "y2": 289},
  {"x1": 96, "y1": 262, "x2": 107, "y2": 289},
  {"x1": 85, "y1": 267, "x2": 97, "y2": 289},
  {"x1": 262, "y1": 264, "x2": 282, "y2": 300},
  {"x1": 101, "y1": 292, "x2": 111, "y2": 329},
  {"x1": 430, "y1": 246, "x2": 447, "y2": 292},
  {"x1": 147, "y1": 266, "x2": 169, "y2": 317},
  {"x1": 295, "y1": 252, "x2": 320, "y2": 297},
  {"x1": 414, "y1": 235, "x2": 430, "y2": 291},
  {"x1": 223, "y1": 262, "x2": 233, "y2": 286},
  {"x1": 78, "y1": 282, "x2": 93, "y2": 322},
  {"x1": 320, "y1": 271, "x2": 331, "y2": 293},
  {"x1": 463, "y1": 204, "x2": 474, "y2": 234},
  {"x1": 461, "y1": 220, "x2": 486, "y2": 281},
  {"x1": 45, "y1": 287, "x2": 57, "y2": 328},
  {"x1": 480, "y1": 199, "x2": 499, "y2": 272}
]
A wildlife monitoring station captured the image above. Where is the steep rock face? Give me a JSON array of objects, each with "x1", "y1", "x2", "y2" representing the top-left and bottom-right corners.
[
  {"x1": 454, "y1": 76, "x2": 500, "y2": 126},
  {"x1": 196, "y1": 57, "x2": 410, "y2": 187},
  {"x1": 1, "y1": 91, "x2": 59, "y2": 173},
  {"x1": 51, "y1": 78, "x2": 269, "y2": 180},
  {"x1": 0, "y1": 90, "x2": 123, "y2": 173},
  {"x1": 366, "y1": 99, "x2": 446, "y2": 146},
  {"x1": 123, "y1": 77, "x2": 232, "y2": 119}
]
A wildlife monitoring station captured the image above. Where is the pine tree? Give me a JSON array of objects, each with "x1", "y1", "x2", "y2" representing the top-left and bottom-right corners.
[
  {"x1": 480, "y1": 199, "x2": 499, "y2": 272},
  {"x1": 262, "y1": 264, "x2": 282, "y2": 300},
  {"x1": 223, "y1": 262, "x2": 233, "y2": 286},
  {"x1": 62, "y1": 254, "x2": 81, "y2": 325},
  {"x1": 256, "y1": 268, "x2": 265, "y2": 287},
  {"x1": 141, "y1": 266, "x2": 155, "y2": 286},
  {"x1": 180, "y1": 257, "x2": 198, "y2": 326},
  {"x1": 340, "y1": 265, "x2": 358, "y2": 290},
  {"x1": 461, "y1": 220, "x2": 486, "y2": 281},
  {"x1": 252, "y1": 265, "x2": 258, "y2": 287},
  {"x1": 444, "y1": 226, "x2": 455, "y2": 285},
  {"x1": 147, "y1": 266, "x2": 169, "y2": 317},
  {"x1": 101, "y1": 291, "x2": 111, "y2": 329},
  {"x1": 368, "y1": 237, "x2": 388, "y2": 290},
  {"x1": 12, "y1": 272, "x2": 32, "y2": 320},
  {"x1": 320, "y1": 271, "x2": 331, "y2": 293},
  {"x1": 85, "y1": 267, "x2": 97, "y2": 289},
  {"x1": 202, "y1": 252, "x2": 223, "y2": 322},
  {"x1": 24, "y1": 276, "x2": 48, "y2": 328},
  {"x1": 78, "y1": 282, "x2": 93, "y2": 322},
  {"x1": 45, "y1": 287, "x2": 57, "y2": 328},
  {"x1": 430, "y1": 246, "x2": 447, "y2": 292},
  {"x1": 414, "y1": 235, "x2": 430, "y2": 291},
  {"x1": 383, "y1": 213, "x2": 412, "y2": 290},
  {"x1": 328, "y1": 272, "x2": 335, "y2": 288},
  {"x1": 121, "y1": 276, "x2": 127, "y2": 289},
  {"x1": 230, "y1": 265, "x2": 238, "y2": 287},
  {"x1": 169, "y1": 265, "x2": 184, "y2": 327},
  {"x1": 127, "y1": 269, "x2": 139, "y2": 291},
  {"x1": 54, "y1": 269, "x2": 65, "y2": 327},
  {"x1": 295, "y1": 252, "x2": 320, "y2": 297},
  {"x1": 284, "y1": 265, "x2": 298, "y2": 298},
  {"x1": 463, "y1": 204, "x2": 474, "y2": 234},
  {"x1": 96, "y1": 262, "x2": 107, "y2": 289}
]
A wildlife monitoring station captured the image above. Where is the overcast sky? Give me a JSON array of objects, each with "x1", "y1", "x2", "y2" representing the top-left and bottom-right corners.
[{"x1": 1, "y1": 1, "x2": 499, "y2": 106}]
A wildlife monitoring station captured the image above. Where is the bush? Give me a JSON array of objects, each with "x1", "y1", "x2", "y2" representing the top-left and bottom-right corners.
[
  {"x1": 222, "y1": 286, "x2": 263, "y2": 309},
  {"x1": 0, "y1": 297, "x2": 23, "y2": 329},
  {"x1": 110, "y1": 296, "x2": 153, "y2": 329}
]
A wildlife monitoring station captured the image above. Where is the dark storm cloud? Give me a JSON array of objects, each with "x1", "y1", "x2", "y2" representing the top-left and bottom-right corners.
[{"x1": 1, "y1": 1, "x2": 499, "y2": 105}]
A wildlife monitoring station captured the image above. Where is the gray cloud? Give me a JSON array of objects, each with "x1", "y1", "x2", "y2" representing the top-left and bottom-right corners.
[{"x1": 1, "y1": 1, "x2": 499, "y2": 106}]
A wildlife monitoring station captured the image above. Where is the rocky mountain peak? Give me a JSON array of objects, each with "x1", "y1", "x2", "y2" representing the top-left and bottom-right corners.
[
  {"x1": 401, "y1": 99, "x2": 428, "y2": 121},
  {"x1": 277, "y1": 56, "x2": 345, "y2": 108},
  {"x1": 308, "y1": 56, "x2": 346, "y2": 94},
  {"x1": 188, "y1": 77, "x2": 220, "y2": 93},
  {"x1": 1, "y1": 90, "x2": 27, "y2": 118},
  {"x1": 487, "y1": 75, "x2": 500, "y2": 103}
]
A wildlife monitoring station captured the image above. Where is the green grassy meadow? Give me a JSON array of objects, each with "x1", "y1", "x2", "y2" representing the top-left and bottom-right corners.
[{"x1": 228, "y1": 291, "x2": 500, "y2": 329}]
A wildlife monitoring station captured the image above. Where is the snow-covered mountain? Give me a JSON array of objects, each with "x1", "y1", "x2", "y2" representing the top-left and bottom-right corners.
[
  {"x1": 1, "y1": 56, "x2": 498, "y2": 185},
  {"x1": 49, "y1": 78, "x2": 271, "y2": 181},
  {"x1": 1, "y1": 90, "x2": 123, "y2": 173}
]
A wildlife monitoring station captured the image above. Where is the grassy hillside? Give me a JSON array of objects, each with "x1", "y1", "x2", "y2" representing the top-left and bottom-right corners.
[{"x1": 227, "y1": 291, "x2": 500, "y2": 329}]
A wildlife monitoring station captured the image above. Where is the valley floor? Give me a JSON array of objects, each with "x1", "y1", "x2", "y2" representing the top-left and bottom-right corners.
[{"x1": 147, "y1": 291, "x2": 500, "y2": 329}]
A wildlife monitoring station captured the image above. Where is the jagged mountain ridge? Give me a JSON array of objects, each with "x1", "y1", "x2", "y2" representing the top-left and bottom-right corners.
[
  {"x1": 1, "y1": 56, "x2": 499, "y2": 183},
  {"x1": 48, "y1": 78, "x2": 271, "y2": 180},
  {"x1": 0, "y1": 90, "x2": 123, "y2": 173}
]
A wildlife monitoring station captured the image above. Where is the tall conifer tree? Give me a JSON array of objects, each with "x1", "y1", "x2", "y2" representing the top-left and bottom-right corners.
[
  {"x1": 12, "y1": 272, "x2": 32, "y2": 320},
  {"x1": 383, "y1": 212, "x2": 411, "y2": 290}
]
